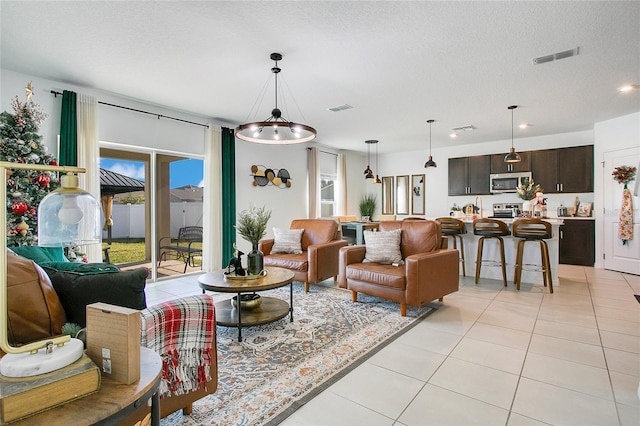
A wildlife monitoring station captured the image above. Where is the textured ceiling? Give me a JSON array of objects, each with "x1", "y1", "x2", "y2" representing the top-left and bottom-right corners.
[{"x1": 1, "y1": 1, "x2": 639, "y2": 154}]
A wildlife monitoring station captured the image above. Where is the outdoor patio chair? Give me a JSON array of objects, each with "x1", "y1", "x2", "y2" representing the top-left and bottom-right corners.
[{"x1": 158, "y1": 226, "x2": 203, "y2": 273}]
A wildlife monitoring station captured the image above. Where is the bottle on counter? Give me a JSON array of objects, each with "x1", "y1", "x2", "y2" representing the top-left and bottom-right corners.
[{"x1": 534, "y1": 193, "x2": 547, "y2": 218}]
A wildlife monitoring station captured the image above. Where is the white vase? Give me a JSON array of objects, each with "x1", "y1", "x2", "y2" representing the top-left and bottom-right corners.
[{"x1": 522, "y1": 200, "x2": 532, "y2": 217}]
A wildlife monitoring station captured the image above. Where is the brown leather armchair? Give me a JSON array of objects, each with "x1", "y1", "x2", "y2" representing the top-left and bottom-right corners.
[
  {"x1": 338, "y1": 220, "x2": 459, "y2": 316},
  {"x1": 259, "y1": 219, "x2": 348, "y2": 292}
]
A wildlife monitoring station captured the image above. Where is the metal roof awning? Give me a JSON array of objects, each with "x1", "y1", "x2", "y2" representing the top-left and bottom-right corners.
[{"x1": 100, "y1": 168, "x2": 144, "y2": 195}]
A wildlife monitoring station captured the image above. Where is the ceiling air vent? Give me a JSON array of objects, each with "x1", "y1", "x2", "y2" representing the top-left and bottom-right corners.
[
  {"x1": 327, "y1": 104, "x2": 353, "y2": 112},
  {"x1": 452, "y1": 125, "x2": 476, "y2": 132},
  {"x1": 533, "y1": 47, "x2": 579, "y2": 65}
]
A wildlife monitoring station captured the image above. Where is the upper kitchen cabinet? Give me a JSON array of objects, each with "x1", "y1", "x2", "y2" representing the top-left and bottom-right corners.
[
  {"x1": 448, "y1": 155, "x2": 491, "y2": 195},
  {"x1": 490, "y1": 151, "x2": 531, "y2": 174},
  {"x1": 531, "y1": 145, "x2": 593, "y2": 193}
]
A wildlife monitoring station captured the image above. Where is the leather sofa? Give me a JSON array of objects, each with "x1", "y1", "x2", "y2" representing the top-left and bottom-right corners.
[
  {"x1": 259, "y1": 219, "x2": 348, "y2": 292},
  {"x1": 338, "y1": 220, "x2": 459, "y2": 316},
  {"x1": 3, "y1": 249, "x2": 217, "y2": 422}
]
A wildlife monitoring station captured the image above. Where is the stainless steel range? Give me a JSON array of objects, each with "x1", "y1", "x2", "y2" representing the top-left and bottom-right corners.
[{"x1": 490, "y1": 203, "x2": 522, "y2": 218}]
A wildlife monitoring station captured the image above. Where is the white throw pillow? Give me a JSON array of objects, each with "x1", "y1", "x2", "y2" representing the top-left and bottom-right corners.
[
  {"x1": 363, "y1": 229, "x2": 403, "y2": 264},
  {"x1": 271, "y1": 228, "x2": 304, "y2": 254}
]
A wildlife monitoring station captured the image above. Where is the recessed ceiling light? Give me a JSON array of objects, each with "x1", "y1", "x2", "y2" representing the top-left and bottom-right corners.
[
  {"x1": 449, "y1": 132, "x2": 458, "y2": 138},
  {"x1": 519, "y1": 123, "x2": 530, "y2": 129},
  {"x1": 618, "y1": 84, "x2": 639, "y2": 93}
]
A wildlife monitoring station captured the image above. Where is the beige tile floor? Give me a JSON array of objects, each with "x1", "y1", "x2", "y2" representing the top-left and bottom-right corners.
[{"x1": 146, "y1": 265, "x2": 640, "y2": 426}]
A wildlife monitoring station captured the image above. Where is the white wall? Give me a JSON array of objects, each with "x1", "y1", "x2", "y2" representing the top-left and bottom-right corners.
[
  {"x1": 379, "y1": 130, "x2": 595, "y2": 219},
  {"x1": 593, "y1": 112, "x2": 640, "y2": 268}
]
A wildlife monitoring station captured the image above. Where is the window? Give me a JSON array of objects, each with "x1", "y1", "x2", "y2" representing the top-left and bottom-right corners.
[
  {"x1": 319, "y1": 152, "x2": 337, "y2": 218},
  {"x1": 320, "y1": 175, "x2": 335, "y2": 217}
]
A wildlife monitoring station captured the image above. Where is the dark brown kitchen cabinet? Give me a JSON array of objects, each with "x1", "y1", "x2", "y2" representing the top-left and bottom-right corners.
[
  {"x1": 490, "y1": 151, "x2": 531, "y2": 173},
  {"x1": 448, "y1": 155, "x2": 491, "y2": 195},
  {"x1": 531, "y1": 145, "x2": 593, "y2": 193},
  {"x1": 559, "y1": 219, "x2": 595, "y2": 266}
]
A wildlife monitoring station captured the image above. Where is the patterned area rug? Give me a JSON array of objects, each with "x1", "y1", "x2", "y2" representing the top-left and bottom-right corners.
[{"x1": 161, "y1": 283, "x2": 434, "y2": 426}]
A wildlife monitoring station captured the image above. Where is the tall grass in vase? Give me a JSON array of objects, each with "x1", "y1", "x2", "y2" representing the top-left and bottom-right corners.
[
  {"x1": 359, "y1": 194, "x2": 377, "y2": 221},
  {"x1": 235, "y1": 205, "x2": 271, "y2": 275}
]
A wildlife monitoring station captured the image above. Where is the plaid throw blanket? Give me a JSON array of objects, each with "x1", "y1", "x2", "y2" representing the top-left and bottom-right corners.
[{"x1": 140, "y1": 294, "x2": 215, "y2": 398}]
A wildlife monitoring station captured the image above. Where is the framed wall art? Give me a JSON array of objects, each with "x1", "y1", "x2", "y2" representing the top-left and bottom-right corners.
[
  {"x1": 411, "y1": 174, "x2": 425, "y2": 215},
  {"x1": 381, "y1": 176, "x2": 394, "y2": 215},
  {"x1": 396, "y1": 175, "x2": 409, "y2": 215},
  {"x1": 576, "y1": 202, "x2": 593, "y2": 217}
]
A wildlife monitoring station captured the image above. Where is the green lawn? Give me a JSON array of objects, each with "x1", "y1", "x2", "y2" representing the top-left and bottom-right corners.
[
  {"x1": 103, "y1": 238, "x2": 202, "y2": 266},
  {"x1": 103, "y1": 238, "x2": 146, "y2": 264}
]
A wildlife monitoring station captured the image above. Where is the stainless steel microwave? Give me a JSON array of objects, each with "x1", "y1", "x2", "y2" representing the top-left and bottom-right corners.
[{"x1": 489, "y1": 172, "x2": 532, "y2": 193}]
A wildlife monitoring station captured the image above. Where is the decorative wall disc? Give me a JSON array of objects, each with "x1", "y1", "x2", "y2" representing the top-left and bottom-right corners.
[{"x1": 251, "y1": 165, "x2": 292, "y2": 188}]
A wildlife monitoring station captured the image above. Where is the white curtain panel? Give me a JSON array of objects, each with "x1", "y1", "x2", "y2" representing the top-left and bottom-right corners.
[
  {"x1": 336, "y1": 153, "x2": 348, "y2": 216},
  {"x1": 76, "y1": 93, "x2": 101, "y2": 262},
  {"x1": 203, "y1": 125, "x2": 222, "y2": 271},
  {"x1": 307, "y1": 147, "x2": 320, "y2": 218}
]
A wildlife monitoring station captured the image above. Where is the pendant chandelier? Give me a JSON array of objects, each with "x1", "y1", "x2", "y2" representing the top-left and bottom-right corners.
[
  {"x1": 235, "y1": 53, "x2": 316, "y2": 144},
  {"x1": 424, "y1": 119, "x2": 437, "y2": 168},
  {"x1": 364, "y1": 140, "x2": 375, "y2": 180},
  {"x1": 504, "y1": 105, "x2": 522, "y2": 163},
  {"x1": 373, "y1": 140, "x2": 381, "y2": 184}
]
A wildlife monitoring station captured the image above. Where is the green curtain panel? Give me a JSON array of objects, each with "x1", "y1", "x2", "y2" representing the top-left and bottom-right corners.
[
  {"x1": 59, "y1": 90, "x2": 77, "y2": 166},
  {"x1": 221, "y1": 127, "x2": 236, "y2": 265}
]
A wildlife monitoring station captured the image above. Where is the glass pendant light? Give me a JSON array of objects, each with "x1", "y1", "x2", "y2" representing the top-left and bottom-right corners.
[{"x1": 38, "y1": 173, "x2": 101, "y2": 246}]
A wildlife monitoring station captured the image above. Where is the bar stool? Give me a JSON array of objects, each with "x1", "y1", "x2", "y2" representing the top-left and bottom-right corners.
[
  {"x1": 473, "y1": 218, "x2": 510, "y2": 287},
  {"x1": 436, "y1": 217, "x2": 467, "y2": 276},
  {"x1": 512, "y1": 218, "x2": 553, "y2": 293}
]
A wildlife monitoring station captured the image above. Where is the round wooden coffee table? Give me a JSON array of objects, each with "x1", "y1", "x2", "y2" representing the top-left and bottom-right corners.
[{"x1": 198, "y1": 267, "x2": 295, "y2": 341}]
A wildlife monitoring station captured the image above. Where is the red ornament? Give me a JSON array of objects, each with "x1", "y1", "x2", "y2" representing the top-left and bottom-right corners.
[
  {"x1": 50, "y1": 160, "x2": 58, "y2": 166},
  {"x1": 36, "y1": 174, "x2": 50, "y2": 187},
  {"x1": 11, "y1": 201, "x2": 28, "y2": 215}
]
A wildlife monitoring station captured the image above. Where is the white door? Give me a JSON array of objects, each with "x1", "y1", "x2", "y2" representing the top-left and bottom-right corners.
[{"x1": 603, "y1": 147, "x2": 640, "y2": 274}]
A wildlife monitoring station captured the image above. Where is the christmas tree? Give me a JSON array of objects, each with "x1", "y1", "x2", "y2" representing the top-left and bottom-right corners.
[{"x1": 0, "y1": 82, "x2": 60, "y2": 246}]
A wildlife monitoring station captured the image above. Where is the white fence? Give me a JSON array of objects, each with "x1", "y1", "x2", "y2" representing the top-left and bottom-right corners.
[{"x1": 104, "y1": 202, "x2": 203, "y2": 239}]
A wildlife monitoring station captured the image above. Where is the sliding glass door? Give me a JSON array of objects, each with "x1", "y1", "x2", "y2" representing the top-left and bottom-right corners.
[{"x1": 100, "y1": 147, "x2": 203, "y2": 280}]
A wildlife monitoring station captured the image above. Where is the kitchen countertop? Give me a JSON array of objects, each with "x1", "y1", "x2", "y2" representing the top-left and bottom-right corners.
[
  {"x1": 445, "y1": 216, "x2": 594, "y2": 223},
  {"x1": 555, "y1": 216, "x2": 594, "y2": 220},
  {"x1": 453, "y1": 217, "x2": 565, "y2": 225}
]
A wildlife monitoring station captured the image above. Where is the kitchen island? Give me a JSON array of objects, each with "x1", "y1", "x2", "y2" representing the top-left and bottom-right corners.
[{"x1": 453, "y1": 217, "x2": 564, "y2": 288}]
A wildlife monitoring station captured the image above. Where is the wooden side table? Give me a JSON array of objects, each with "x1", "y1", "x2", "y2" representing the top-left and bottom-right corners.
[
  {"x1": 341, "y1": 221, "x2": 380, "y2": 245},
  {"x1": 11, "y1": 347, "x2": 162, "y2": 426}
]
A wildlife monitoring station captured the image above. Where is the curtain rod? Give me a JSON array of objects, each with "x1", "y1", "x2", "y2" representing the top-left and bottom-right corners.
[
  {"x1": 50, "y1": 90, "x2": 209, "y2": 128},
  {"x1": 306, "y1": 147, "x2": 338, "y2": 156}
]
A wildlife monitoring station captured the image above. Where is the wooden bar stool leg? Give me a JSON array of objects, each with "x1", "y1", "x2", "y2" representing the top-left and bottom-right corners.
[
  {"x1": 497, "y1": 237, "x2": 507, "y2": 287},
  {"x1": 542, "y1": 240, "x2": 553, "y2": 293},
  {"x1": 514, "y1": 239, "x2": 524, "y2": 290},
  {"x1": 538, "y1": 241, "x2": 547, "y2": 288},
  {"x1": 475, "y1": 237, "x2": 485, "y2": 284},
  {"x1": 457, "y1": 235, "x2": 466, "y2": 277}
]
